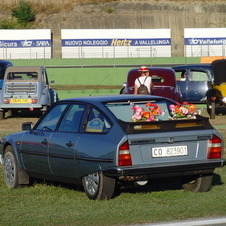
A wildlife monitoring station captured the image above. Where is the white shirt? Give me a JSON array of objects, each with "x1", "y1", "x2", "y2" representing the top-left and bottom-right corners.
[{"x1": 135, "y1": 76, "x2": 152, "y2": 93}]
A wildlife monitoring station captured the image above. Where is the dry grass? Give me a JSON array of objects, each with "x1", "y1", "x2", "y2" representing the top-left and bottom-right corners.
[{"x1": 1, "y1": 0, "x2": 225, "y2": 14}]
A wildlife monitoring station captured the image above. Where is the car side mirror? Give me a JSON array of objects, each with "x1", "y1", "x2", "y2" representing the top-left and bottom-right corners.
[{"x1": 22, "y1": 122, "x2": 33, "y2": 131}]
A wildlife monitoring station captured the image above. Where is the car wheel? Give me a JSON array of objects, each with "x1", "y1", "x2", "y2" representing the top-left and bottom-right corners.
[
  {"x1": 0, "y1": 111, "x2": 5, "y2": 120},
  {"x1": 11, "y1": 109, "x2": 18, "y2": 117},
  {"x1": 82, "y1": 171, "x2": 116, "y2": 200},
  {"x1": 210, "y1": 102, "x2": 216, "y2": 119},
  {"x1": 182, "y1": 174, "x2": 213, "y2": 192},
  {"x1": 3, "y1": 146, "x2": 20, "y2": 188}
]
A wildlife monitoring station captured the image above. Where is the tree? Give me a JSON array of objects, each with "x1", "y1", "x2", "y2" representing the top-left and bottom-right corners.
[{"x1": 11, "y1": 0, "x2": 35, "y2": 27}]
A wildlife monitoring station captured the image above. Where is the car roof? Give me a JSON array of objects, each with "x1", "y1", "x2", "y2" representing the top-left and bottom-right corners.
[
  {"x1": 5, "y1": 66, "x2": 45, "y2": 73},
  {"x1": 58, "y1": 94, "x2": 170, "y2": 104},
  {"x1": 172, "y1": 64, "x2": 212, "y2": 70},
  {"x1": 127, "y1": 67, "x2": 176, "y2": 87}
]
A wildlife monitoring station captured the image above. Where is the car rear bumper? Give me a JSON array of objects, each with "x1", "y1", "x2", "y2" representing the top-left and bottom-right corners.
[
  {"x1": 0, "y1": 103, "x2": 43, "y2": 110},
  {"x1": 103, "y1": 160, "x2": 225, "y2": 178}
]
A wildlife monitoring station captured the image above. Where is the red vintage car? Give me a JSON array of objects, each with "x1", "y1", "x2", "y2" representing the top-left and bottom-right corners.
[{"x1": 120, "y1": 67, "x2": 182, "y2": 103}]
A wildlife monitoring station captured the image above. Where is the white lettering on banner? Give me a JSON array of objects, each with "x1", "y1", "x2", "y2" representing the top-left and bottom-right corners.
[
  {"x1": 0, "y1": 41, "x2": 17, "y2": 48},
  {"x1": 83, "y1": 40, "x2": 108, "y2": 46},
  {"x1": 186, "y1": 38, "x2": 226, "y2": 45},
  {"x1": 36, "y1": 41, "x2": 50, "y2": 46},
  {"x1": 21, "y1": 40, "x2": 33, "y2": 47},
  {"x1": 138, "y1": 40, "x2": 170, "y2": 45},
  {"x1": 65, "y1": 40, "x2": 82, "y2": 46}
]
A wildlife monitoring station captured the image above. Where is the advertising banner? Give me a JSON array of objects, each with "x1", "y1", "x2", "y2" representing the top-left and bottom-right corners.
[
  {"x1": 184, "y1": 28, "x2": 226, "y2": 57},
  {"x1": 61, "y1": 29, "x2": 171, "y2": 58},
  {"x1": 0, "y1": 29, "x2": 52, "y2": 59}
]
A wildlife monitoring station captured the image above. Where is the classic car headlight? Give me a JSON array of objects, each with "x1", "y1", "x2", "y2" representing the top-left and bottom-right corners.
[{"x1": 222, "y1": 97, "x2": 226, "y2": 103}]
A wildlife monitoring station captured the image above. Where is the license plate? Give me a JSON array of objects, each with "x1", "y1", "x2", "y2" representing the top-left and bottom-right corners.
[
  {"x1": 10, "y1": 99, "x2": 31, "y2": 104},
  {"x1": 152, "y1": 145, "x2": 188, "y2": 158}
]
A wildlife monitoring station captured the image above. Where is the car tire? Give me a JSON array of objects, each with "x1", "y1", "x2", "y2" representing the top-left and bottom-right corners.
[
  {"x1": 82, "y1": 171, "x2": 116, "y2": 200},
  {"x1": 182, "y1": 174, "x2": 213, "y2": 192},
  {"x1": 210, "y1": 102, "x2": 216, "y2": 119},
  {"x1": 3, "y1": 146, "x2": 20, "y2": 188},
  {"x1": 0, "y1": 111, "x2": 5, "y2": 120}
]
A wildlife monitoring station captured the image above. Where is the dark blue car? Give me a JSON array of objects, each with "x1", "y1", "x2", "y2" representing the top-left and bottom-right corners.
[{"x1": 172, "y1": 64, "x2": 213, "y2": 103}]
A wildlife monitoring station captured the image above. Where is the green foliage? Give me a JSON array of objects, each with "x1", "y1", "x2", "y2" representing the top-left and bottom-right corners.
[
  {"x1": 11, "y1": 0, "x2": 35, "y2": 27},
  {"x1": 0, "y1": 19, "x2": 16, "y2": 29}
]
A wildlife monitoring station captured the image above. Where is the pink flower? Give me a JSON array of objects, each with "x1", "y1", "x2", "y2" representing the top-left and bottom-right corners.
[
  {"x1": 169, "y1": 104, "x2": 175, "y2": 111},
  {"x1": 132, "y1": 112, "x2": 142, "y2": 121}
]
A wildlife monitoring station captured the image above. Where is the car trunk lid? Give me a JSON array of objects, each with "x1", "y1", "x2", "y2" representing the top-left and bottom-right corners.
[{"x1": 118, "y1": 117, "x2": 216, "y2": 165}]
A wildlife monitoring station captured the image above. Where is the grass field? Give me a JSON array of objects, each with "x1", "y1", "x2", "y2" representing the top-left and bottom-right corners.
[{"x1": 0, "y1": 108, "x2": 226, "y2": 225}]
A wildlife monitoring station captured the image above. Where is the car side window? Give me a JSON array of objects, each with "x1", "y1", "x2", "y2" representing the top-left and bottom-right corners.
[
  {"x1": 190, "y1": 71, "x2": 209, "y2": 81},
  {"x1": 85, "y1": 107, "x2": 111, "y2": 133},
  {"x1": 58, "y1": 104, "x2": 85, "y2": 133},
  {"x1": 36, "y1": 104, "x2": 67, "y2": 131}
]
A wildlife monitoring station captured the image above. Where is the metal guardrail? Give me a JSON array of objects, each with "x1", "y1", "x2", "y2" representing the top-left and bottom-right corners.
[{"x1": 45, "y1": 64, "x2": 184, "y2": 69}]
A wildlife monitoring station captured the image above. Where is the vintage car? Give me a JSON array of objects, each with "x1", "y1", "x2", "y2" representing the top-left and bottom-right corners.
[
  {"x1": 120, "y1": 67, "x2": 182, "y2": 103},
  {"x1": 173, "y1": 59, "x2": 226, "y2": 119},
  {"x1": 172, "y1": 64, "x2": 212, "y2": 104},
  {"x1": 0, "y1": 95, "x2": 224, "y2": 200},
  {"x1": 0, "y1": 66, "x2": 58, "y2": 119}
]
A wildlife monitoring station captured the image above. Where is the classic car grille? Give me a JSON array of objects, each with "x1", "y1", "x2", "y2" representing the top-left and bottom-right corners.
[{"x1": 6, "y1": 83, "x2": 37, "y2": 95}]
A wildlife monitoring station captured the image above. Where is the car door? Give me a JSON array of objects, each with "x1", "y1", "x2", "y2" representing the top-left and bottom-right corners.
[
  {"x1": 186, "y1": 69, "x2": 210, "y2": 102},
  {"x1": 75, "y1": 107, "x2": 114, "y2": 177},
  {"x1": 48, "y1": 103, "x2": 86, "y2": 178},
  {"x1": 20, "y1": 103, "x2": 67, "y2": 175},
  {"x1": 176, "y1": 69, "x2": 210, "y2": 103}
]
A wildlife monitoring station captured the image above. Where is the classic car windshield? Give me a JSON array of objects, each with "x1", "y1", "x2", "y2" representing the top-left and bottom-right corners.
[{"x1": 105, "y1": 100, "x2": 171, "y2": 122}]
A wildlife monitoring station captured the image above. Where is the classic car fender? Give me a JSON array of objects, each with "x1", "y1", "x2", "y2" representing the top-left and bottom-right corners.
[{"x1": 206, "y1": 88, "x2": 218, "y2": 101}]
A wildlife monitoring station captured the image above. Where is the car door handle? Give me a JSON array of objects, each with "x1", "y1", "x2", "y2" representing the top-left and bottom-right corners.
[
  {"x1": 66, "y1": 141, "x2": 74, "y2": 147},
  {"x1": 41, "y1": 139, "x2": 48, "y2": 145}
]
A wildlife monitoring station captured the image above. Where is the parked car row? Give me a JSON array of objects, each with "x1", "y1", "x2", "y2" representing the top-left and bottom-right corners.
[
  {"x1": 120, "y1": 59, "x2": 226, "y2": 119},
  {"x1": 173, "y1": 59, "x2": 226, "y2": 119}
]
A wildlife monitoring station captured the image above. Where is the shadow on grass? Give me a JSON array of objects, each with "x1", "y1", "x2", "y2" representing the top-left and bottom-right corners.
[
  {"x1": 119, "y1": 173, "x2": 224, "y2": 195},
  {"x1": 27, "y1": 173, "x2": 224, "y2": 199}
]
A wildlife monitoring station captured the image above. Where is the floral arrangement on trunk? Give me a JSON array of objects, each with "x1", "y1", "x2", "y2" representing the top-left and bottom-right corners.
[
  {"x1": 131, "y1": 102, "x2": 200, "y2": 122},
  {"x1": 131, "y1": 102, "x2": 164, "y2": 122},
  {"x1": 169, "y1": 102, "x2": 200, "y2": 120}
]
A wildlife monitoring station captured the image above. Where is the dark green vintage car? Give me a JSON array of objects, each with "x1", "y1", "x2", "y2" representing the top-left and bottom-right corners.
[{"x1": 0, "y1": 95, "x2": 224, "y2": 200}]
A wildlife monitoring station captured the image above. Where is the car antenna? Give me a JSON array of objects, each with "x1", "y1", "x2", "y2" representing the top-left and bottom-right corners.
[{"x1": 89, "y1": 72, "x2": 111, "y2": 96}]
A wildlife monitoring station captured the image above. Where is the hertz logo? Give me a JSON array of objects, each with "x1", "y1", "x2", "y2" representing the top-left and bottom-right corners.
[{"x1": 111, "y1": 39, "x2": 132, "y2": 46}]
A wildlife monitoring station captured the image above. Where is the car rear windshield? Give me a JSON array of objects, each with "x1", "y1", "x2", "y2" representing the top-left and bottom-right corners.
[
  {"x1": 7, "y1": 72, "x2": 38, "y2": 80},
  {"x1": 105, "y1": 100, "x2": 171, "y2": 122}
]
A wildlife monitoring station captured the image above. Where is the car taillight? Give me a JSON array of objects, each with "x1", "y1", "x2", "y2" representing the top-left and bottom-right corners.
[
  {"x1": 118, "y1": 141, "x2": 132, "y2": 166},
  {"x1": 207, "y1": 134, "x2": 222, "y2": 159},
  {"x1": 4, "y1": 99, "x2": 10, "y2": 104},
  {"x1": 31, "y1": 98, "x2": 38, "y2": 104}
]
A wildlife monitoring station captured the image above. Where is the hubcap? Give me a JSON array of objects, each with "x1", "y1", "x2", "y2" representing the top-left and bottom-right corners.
[
  {"x1": 4, "y1": 156, "x2": 15, "y2": 186},
  {"x1": 84, "y1": 172, "x2": 99, "y2": 195}
]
